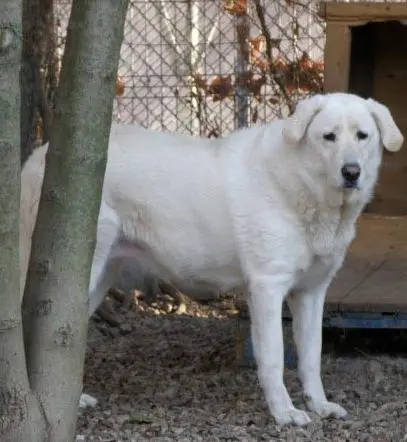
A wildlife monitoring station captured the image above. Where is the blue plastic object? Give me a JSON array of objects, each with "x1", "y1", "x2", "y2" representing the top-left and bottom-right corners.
[
  {"x1": 244, "y1": 312, "x2": 407, "y2": 368},
  {"x1": 322, "y1": 312, "x2": 407, "y2": 329}
]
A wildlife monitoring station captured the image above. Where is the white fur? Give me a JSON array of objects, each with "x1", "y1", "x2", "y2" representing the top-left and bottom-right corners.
[
  {"x1": 20, "y1": 93, "x2": 403, "y2": 425},
  {"x1": 20, "y1": 143, "x2": 46, "y2": 298}
]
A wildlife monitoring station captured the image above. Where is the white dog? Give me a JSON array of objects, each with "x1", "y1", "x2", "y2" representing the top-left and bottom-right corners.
[{"x1": 20, "y1": 93, "x2": 403, "y2": 426}]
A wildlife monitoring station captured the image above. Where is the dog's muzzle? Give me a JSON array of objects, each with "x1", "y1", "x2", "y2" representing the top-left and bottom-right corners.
[{"x1": 341, "y1": 162, "x2": 360, "y2": 189}]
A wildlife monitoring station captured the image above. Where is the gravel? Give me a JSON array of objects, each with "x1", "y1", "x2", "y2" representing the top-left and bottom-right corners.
[{"x1": 76, "y1": 292, "x2": 407, "y2": 441}]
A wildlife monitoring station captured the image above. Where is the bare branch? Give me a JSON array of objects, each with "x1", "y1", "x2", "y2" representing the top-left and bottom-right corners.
[
  {"x1": 193, "y1": 15, "x2": 219, "y2": 70},
  {"x1": 156, "y1": 0, "x2": 184, "y2": 59},
  {"x1": 252, "y1": 0, "x2": 295, "y2": 113}
]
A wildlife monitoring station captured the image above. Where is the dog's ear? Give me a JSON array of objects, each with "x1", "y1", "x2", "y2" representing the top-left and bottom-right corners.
[
  {"x1": 282, "y1": 94, "x2": 326, "y2": 145},
  {"x1": 366, "y1": 98, "x2": 404, "y2": 152}
]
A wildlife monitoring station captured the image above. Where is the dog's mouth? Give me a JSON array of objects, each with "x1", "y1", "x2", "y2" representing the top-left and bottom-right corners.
[{"x1": 342, "y1": 180, "x2": 360, "y2": 190}]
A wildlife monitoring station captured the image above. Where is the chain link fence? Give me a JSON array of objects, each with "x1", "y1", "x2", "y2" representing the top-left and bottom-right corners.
[{"x1": 54, "y1": 0, "x2": 398, "y2": 137}]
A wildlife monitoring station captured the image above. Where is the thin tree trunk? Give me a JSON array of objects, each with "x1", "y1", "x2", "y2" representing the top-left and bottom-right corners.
[
  {"x1": 22, "y1": 1, "x2": 129, "y2": 441},
  {"x1": 235, "y1": 10, "x2": 250, "y2": 129},
  {"x1": 0, "y1": 2, "x2": 48, "y2": 441},
  {"x1": 187, "y1": 0, "x2": 201, "y2": 135}
]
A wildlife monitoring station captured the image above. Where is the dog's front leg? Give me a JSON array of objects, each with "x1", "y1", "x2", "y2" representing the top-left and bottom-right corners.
[
  {"x1": 287, "y1": 284, "x2": 347, "y2": 420},
  {"x1": 249, "y1": 275, "x2": 312, "y2": 427}
]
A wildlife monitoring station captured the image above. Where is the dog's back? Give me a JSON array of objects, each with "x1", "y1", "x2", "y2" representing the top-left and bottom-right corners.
[
  {"x1": 102, "y1": 124, "x2": 242, "y2": 290},
  {"x1": 20, "y1": 143, "x2": 48, "y2": 299},
  {"x1": 19, "y1": 123, "x2": 242, "y2": 304}
]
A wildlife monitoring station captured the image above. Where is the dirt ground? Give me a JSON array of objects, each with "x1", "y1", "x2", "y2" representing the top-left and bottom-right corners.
[{"x1": 75, "y1": 292, "x2": 407, "y2": 442}]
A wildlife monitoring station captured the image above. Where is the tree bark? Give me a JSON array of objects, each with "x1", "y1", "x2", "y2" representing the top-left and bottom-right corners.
[
  {"x1": 21, "y1": 0, "x2": 56, "y2": 165},
  {"x1": 22, "y1": 1, "x2": 129, "y2": 441},
  {"x1": 0, "y1": 2, "x2": 48, "y2": 441}
]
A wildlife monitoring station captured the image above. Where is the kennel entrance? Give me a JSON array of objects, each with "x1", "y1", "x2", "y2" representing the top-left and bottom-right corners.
[{"x1": 319, "y1": 1, "x2": 407, "y2": 326}]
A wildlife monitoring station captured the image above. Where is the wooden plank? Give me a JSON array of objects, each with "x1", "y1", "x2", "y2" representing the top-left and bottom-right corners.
[
  {"x1": 318, "y1": 2, "x2": 407, "y2": 23},
  {"x1": 325, "y1": 256, "x2": 384, "y2": 312},
  {"x1": 336, "y1": 216, "x2": 407, "y2": 312},
  {"x1": 323, "y1": 23, "x2": 351, "y2": 93},
  {"x1": 339, "y1": 258, "x2": 407, "y2": 312}
]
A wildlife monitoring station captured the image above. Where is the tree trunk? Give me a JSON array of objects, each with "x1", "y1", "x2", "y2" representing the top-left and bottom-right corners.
[
  {"x1": 0, "y1": 2, "x2": 48, "y2": 441},
  {"x1": 21, "y1": 1, "x2": 129, "y2": 441}
]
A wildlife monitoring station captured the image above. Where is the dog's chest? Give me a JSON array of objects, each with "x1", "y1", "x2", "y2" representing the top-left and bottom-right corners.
[
  {"x1": 295, "y1": 252, "x2": 338, "y2": 292},
  {"x1": 308, "y1": 220, "x2": 341, "y2": 257},
  {"x1": 304, "y1": 207, "x2": 354, "y2": 256},
  {"x1": 294, "y1": 214, "x2": 353, "y2": 290}
]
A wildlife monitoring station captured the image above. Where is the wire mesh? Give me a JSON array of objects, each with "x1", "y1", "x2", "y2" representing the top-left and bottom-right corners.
[{"x1": 54, "y1": 0, "x2": 402, "y2": 137}]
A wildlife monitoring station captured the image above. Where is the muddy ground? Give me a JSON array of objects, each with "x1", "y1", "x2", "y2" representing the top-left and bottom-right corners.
[{"x1": 75, "y1": 292, "x2": 407, "y2": 441}]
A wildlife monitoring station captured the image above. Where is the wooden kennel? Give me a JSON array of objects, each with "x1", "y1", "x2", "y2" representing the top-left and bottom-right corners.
[{"x1": 319, "y1": 1, "x2": 407, "y2": 321}]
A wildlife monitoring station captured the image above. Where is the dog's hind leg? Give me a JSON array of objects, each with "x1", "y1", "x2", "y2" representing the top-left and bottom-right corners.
[
  {"x1": 77, "y1": 203, "x2": 124, "y2": 410},
  {"x1": 287, "y1": 283, "x2": 348, "y2": 420},
  {"x1": 87, "y1": 202, "x2": 125, "y2": 317}
]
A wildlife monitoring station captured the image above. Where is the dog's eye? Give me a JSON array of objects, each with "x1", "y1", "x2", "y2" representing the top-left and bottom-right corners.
[
  {"x1": 323, "y1": 132, "x2": 336, "y2": 142},
  {"x1": 356, "y1": 130, "x2": 368, "y2": 140}
]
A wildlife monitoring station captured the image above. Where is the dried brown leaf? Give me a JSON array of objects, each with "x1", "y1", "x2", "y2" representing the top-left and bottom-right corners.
[
  {"x1": 207, "y1": 75, "x2": 233, "y2": 102},
  {"x1": 223, "y1": 0, "x2": 248, "y2": 16},
  {"x1": 115, "y1": 75, "x2": 125, "y2": 97}
]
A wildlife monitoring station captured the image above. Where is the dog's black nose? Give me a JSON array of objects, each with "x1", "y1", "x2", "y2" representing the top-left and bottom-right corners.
[{"x1": 341, "y1": 163, "x2": 361, "y2": 183}]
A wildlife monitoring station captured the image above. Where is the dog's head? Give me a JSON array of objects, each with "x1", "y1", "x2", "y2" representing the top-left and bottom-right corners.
[{"x1": 282, "y1": 93, "x2": 404, "y2": 196}]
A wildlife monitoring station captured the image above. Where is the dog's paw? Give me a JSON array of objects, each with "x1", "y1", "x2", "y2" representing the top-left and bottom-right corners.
[
  {"x1": 307, "y1": 399, "x2": 347, "y2": 419},
  {"x1": 78, "y1": 393, "x2": 98, "y2": 409},
  {"x1": 272, "y1": 408, "x2": 312, "y2": 427}
]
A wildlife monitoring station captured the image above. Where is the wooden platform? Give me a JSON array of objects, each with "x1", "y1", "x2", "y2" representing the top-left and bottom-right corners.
[{"x1": 325, "y1": 215, "x2": 407, "y2": 313}]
